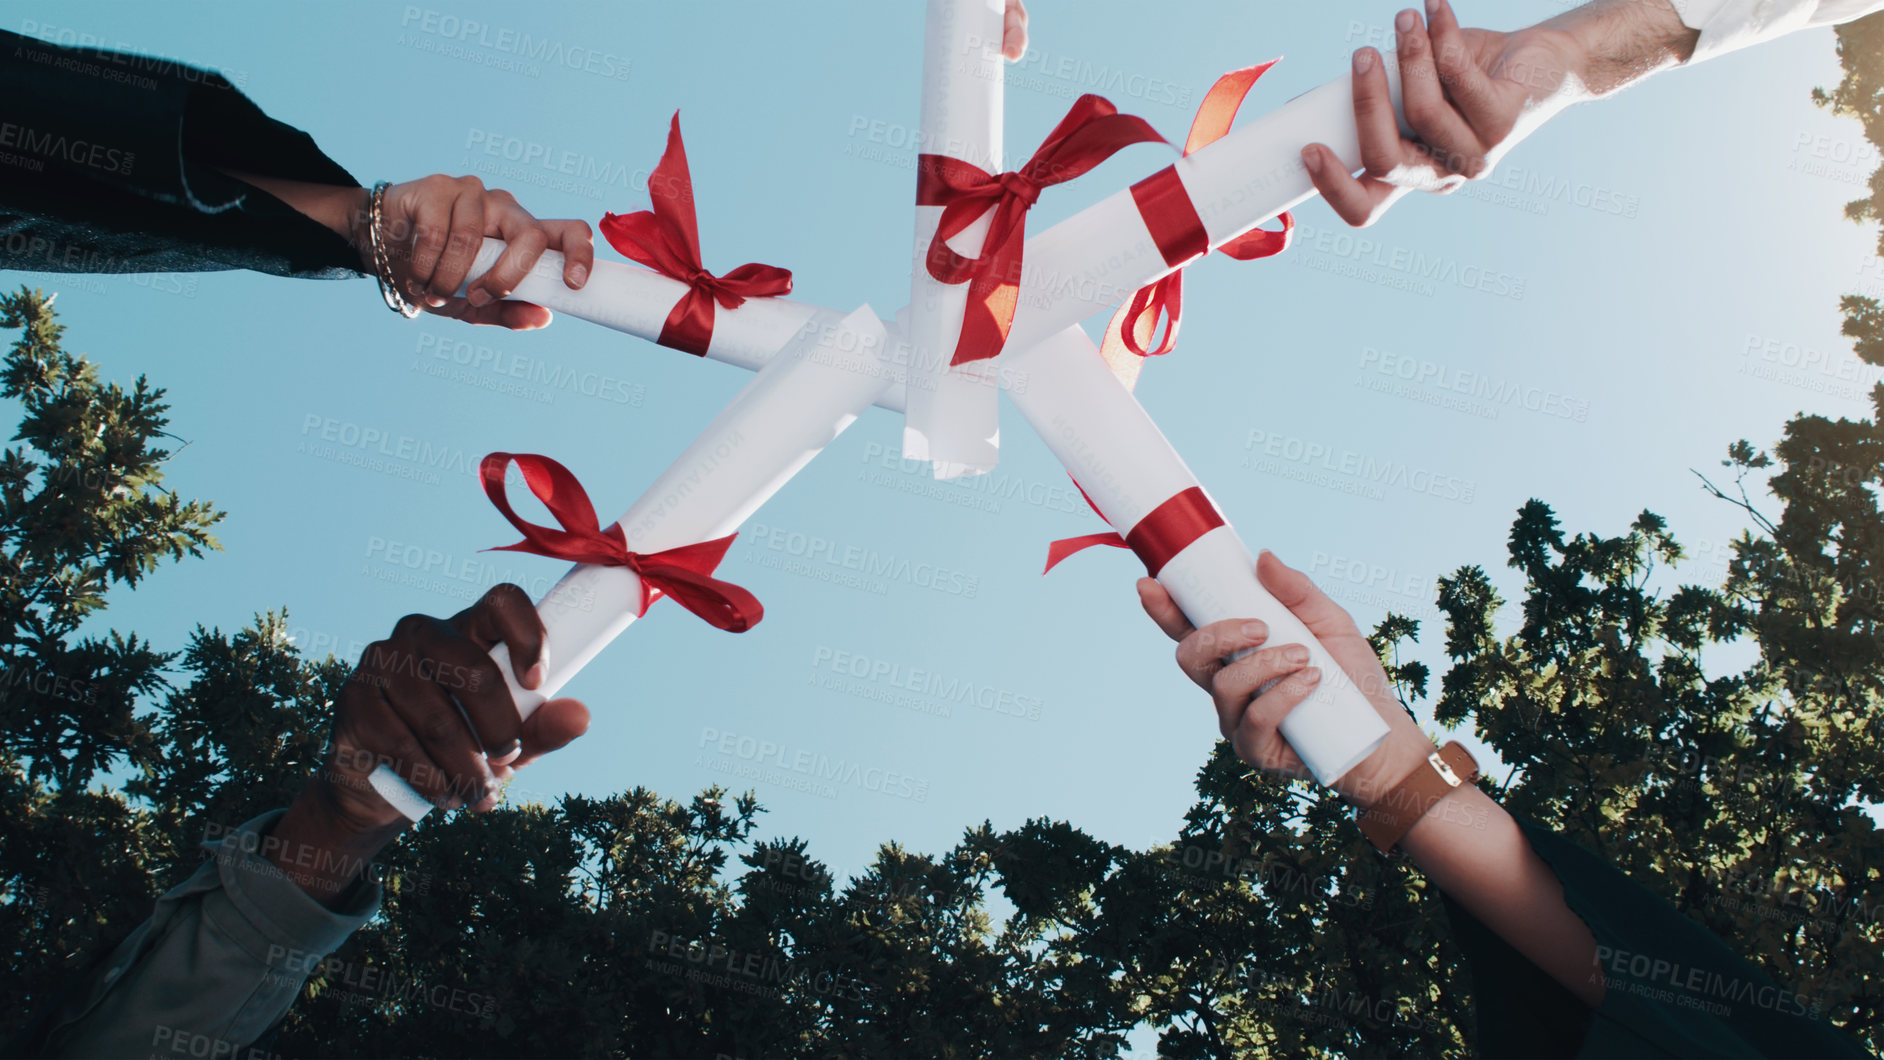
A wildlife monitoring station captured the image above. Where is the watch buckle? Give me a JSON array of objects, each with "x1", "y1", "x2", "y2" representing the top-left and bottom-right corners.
[{"x1": 1429, "y1": 751, "x2": 1462, "y2": 788}]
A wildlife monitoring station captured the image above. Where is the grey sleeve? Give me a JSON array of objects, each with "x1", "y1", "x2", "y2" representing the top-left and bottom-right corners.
[{"x1": 44, "y1": 810, "x2": 382, "y2": 1059}]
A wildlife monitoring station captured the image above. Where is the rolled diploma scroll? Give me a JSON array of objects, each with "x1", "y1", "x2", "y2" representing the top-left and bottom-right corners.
[
  {"x1": 459, "y1": 240, "x2": 822, "y2": 378},
  {"x1": 903, "y1": 0, "x2": 1005, "y2": 479},
  {"x1": 1003, "y1": 325, "x2": 1391, "y2": 785},
  {"x1": 367, "y1": 305, "x2": 895, "y2": 819},
  {"x1": 481, "y1": 57, "x2": 1407, "y2": 413},
  {"x1": 1003, "y1": 55, "x2": 1407, "y2": 355}
]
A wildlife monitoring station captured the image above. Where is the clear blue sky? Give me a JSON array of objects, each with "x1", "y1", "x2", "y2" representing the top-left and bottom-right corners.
[{"x1": 9, "y1": 0, "x2": 1877, "y2": 1018}]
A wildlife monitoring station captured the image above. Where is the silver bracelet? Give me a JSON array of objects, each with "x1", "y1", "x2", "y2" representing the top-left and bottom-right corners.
[{"x1": 367, "y1": 181, "x2": 419, "y2": 318}]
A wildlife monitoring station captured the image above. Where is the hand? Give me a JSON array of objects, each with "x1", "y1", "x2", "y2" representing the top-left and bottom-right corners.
[
  {"x1": 1136, "y1": 551, "x2": 1432, "y2": 809},
  {"x1": 1143, "y1": 556, "x2": 1607, "y2": 1004},
  {"x1": 319, "y1": 583, "x2": 591, "y2": 830},
  {"x1": 1301, "y1": 0, "x2": 1590, "y2": 227},
  {"x1": 1003, "y1": 0, "x2": 1029, "y2": 60},
  {"x1": 369, "y1": 174, "x2": 595, "y2": 329},
  {"x1": 266, "y1": 585, "x2": 591, "y2": 907}
]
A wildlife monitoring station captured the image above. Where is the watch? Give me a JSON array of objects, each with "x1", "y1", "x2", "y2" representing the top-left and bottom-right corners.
[{"x1": 1356, "y1": 741, "x2": 1480, "y2": 854}]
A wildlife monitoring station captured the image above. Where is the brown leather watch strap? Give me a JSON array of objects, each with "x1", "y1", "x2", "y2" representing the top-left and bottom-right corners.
[{"x1": 1357, "y1": 741, "x2": 1480, "y2": 853}]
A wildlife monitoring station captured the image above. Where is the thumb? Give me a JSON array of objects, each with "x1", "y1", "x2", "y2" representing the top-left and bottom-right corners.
[
  {"x1": 514, "y1": 697, "x2": 591, "y2": 768},
  {"x1": 1256, "y1": 550, "x2": 1363, "y2": 643}
]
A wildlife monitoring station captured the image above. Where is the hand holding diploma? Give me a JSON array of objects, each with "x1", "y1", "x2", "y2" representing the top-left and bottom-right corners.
[
  {"x1": 271, "y1": 586, "x2": 591, "y2": 905},
  {"x1": 1303, "y1": 0, "x2": 1700, "y2": 227},
  {"x1": 224, "y1": 170, "x2": 599, "y2": 329},
  {"x1": 1137, "y1": 551, "x2": 1430, "y2": 802},
  {"x1": 1137, "y1": 554, "x2": 1606, "y2": 1009}
]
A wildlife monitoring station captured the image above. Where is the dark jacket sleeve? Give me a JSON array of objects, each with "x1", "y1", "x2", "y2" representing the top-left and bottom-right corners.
[
  {"x1": 1443, "y1": 817, "x2": 1871, "y2": 1059},
  {"x1": 0, "y1": 28, "x2": 364, "y2": 277}
]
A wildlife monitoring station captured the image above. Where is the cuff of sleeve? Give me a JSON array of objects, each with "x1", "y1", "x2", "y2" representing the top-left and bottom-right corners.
[
  {"x1": 1666, "y1": 0, "x2": 1730, "y2": 30},
  {"x1": 201, "y1": 810, "x2": 382, "y2": 965},
  {"x1": 1665, "y1": 0, "x2": 1826, "y2": 64}
]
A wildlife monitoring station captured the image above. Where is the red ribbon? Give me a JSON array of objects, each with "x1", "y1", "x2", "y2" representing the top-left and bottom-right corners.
[
  {"x1": 599, "y1": 113, "x2": 793, "y2": 357},
  {"x1": 480, "y1": 452, "x2": 763, "y2": 632},
  {"x1": 1042, "y1": 486, "x2": 1226, "y2": 577},
  {"x1": 917, "y1": 94, "x2": 1166, "y2": 366},
  {"x1": 1103, "y1": 62, "x2": 1295, "y2": 367}
]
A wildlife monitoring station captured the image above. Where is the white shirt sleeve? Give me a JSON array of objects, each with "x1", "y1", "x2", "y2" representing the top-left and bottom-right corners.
[{"x1": 1668, "y1": 0, "x2": 1884, "y2": 64}]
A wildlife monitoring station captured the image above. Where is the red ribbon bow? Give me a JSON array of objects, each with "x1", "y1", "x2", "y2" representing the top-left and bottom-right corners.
[
  {"x1": 599, "y1": 113, "x2": 793, "y2": 357},
  {"x1": 480, "y1": 452, "x2": 763, "y2": 632},
  {"x1": 1100, "y1": 62, "x2": 1295, "y2": 387},
  {"x1": 918, "y1": 94, "x2": 1166, "y2": 366}
]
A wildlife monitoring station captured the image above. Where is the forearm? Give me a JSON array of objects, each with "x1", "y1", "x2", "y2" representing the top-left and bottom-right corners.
[
  {"x1": 221, "y1": 169, "x2": 370, "y2": 264},
  {"x1": 1546, "y1": 0, "x2": 1701, "y2": 94},
  {"x1": 46, "y1": 811, "x2": 381, "y2": 1057},
  {"x1": 1395, "y1": 785, "x2": 1604, "y2": 1007}
]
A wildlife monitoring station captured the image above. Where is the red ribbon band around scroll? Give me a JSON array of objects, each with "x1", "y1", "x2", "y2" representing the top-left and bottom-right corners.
[
  {"x1": 1100, "y1": 61, "x2": 1296, "y2": 390},
  {"x1": 1047, "y1": 66, "x2": 1289, "y2": 576},
  {"x1": 1042, "y1": 486, "x2": 1226, "y2": 577},
  {"x1": 480, "y1": 452, "x2": 764, "y2": 632},
  {"x1": 599, "y1": 113, "x2": 794, "y2": 357},
  {"x1": 917, "y1": 93, "x2": 1167, "y2": 366}
]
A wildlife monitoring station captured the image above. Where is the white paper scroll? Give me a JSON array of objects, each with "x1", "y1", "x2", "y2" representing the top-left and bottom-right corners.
[
  {"x1": 407, "y1": 48, "x2": 1420, "y2": 805},
  {"x1": 437, "y1": 258, "x2": 1393, "y2": 788},
  {"x1": 461, "y1": 241, "x2": 821, "y2": 377},
  {"x1": 1003, "y1": 326, "x2": 1390, "y2": 784},
  {"x1": 1005, "y1": 56, "x2": 1407, "y2": 354},
  {"x1": 369, "y1": 305, "x2": 893, "y2": 818},
  {"x1": 485, "y1": 54, "x2": 1407, "y2": 416},
  {"x1": 903, "y1": 0, "x2": 1006, "y2": 480}
]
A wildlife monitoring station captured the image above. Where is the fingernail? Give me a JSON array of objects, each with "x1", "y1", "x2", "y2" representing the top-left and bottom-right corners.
[
  {"x1": 1354, "y1": 48, "x2": 1374, "y2": 73},
  {"x1": 1242, "y1": 621, "x2": 1268, "y2": 642},
  {"x1": 1396, "y1": 9, "x2": 1416, "y2": 33},
  {"x1": 426, "y1": 294, "x2": 447, "y2": 308},
  {"x1": 1300, "y1": 146, "x2": 1322, "y2": 176},
  {"x1": 501, "y1": 737, "x2": 522, "y2": 757},
  {"x1": 1426, "y1": 0, "x2": 1440, "y2": 14},
  {"x1": 1285, "y1": 645, "x2": 1310, "y2": 665},
  {"x1": 467, "y1": 288, "x2": 492, "y2": 307},
  {"x1": 568, "y1": 264, "x2": 589, "y2": 288},
  {"x1": 524, "y1": 662, "x2": 545, "y2": 690},
  {"x1": 1302, "y1": 666, "x2": 1322, "y2": 685}
]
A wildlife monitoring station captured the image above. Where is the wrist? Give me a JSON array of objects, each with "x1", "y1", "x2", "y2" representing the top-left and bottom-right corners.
[
  {"x1": 218, "y1": 169, "x2": 371, "y2": 263},
  {"x1": 268, "y1": 772, "x2": 406, "y2": 906},
  {"x1": 340, "y1": 185, "x2": 372, "y2": 267},
  {"x1": 1544, "y1": 0, "x2": 1697, "y2": 95},
  {"x1": 1333, "y1": 725, "x2": 1436, "y2": 812}
]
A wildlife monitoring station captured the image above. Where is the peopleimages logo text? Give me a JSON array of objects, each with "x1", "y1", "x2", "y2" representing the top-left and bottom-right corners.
[
  {"x1": 399, "y1": 8, "x2": 633, "y2": 79},
  {"x1": 699, "y1": 727, "x2": 930, "y2": 803},
  {"x1": 1243, "y1": 430, "x2": 1477, "y2": 503},
  {"x1": 746, "y1": 523, "x2": 980, "y2": 598}
]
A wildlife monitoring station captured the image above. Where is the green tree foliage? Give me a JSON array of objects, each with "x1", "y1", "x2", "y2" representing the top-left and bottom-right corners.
[
  {"x1": 0, "y1": 285, "x2": 231, "y2": 1023},
  {"x1": 1814, "y1": 13, "x2": 1884, "y2": 243},
  {"x1": 6, "y1": 275, "x2": 1878, "y2": 1057}
]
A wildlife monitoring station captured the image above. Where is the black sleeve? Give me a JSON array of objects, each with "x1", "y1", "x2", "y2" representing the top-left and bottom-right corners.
[
  {"x1": 1442, "y1": 816, "x2": 1872, "y2": 1059},
  {"x1": 0, "y1": 28, "x2": 364, "y2": 278}
]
